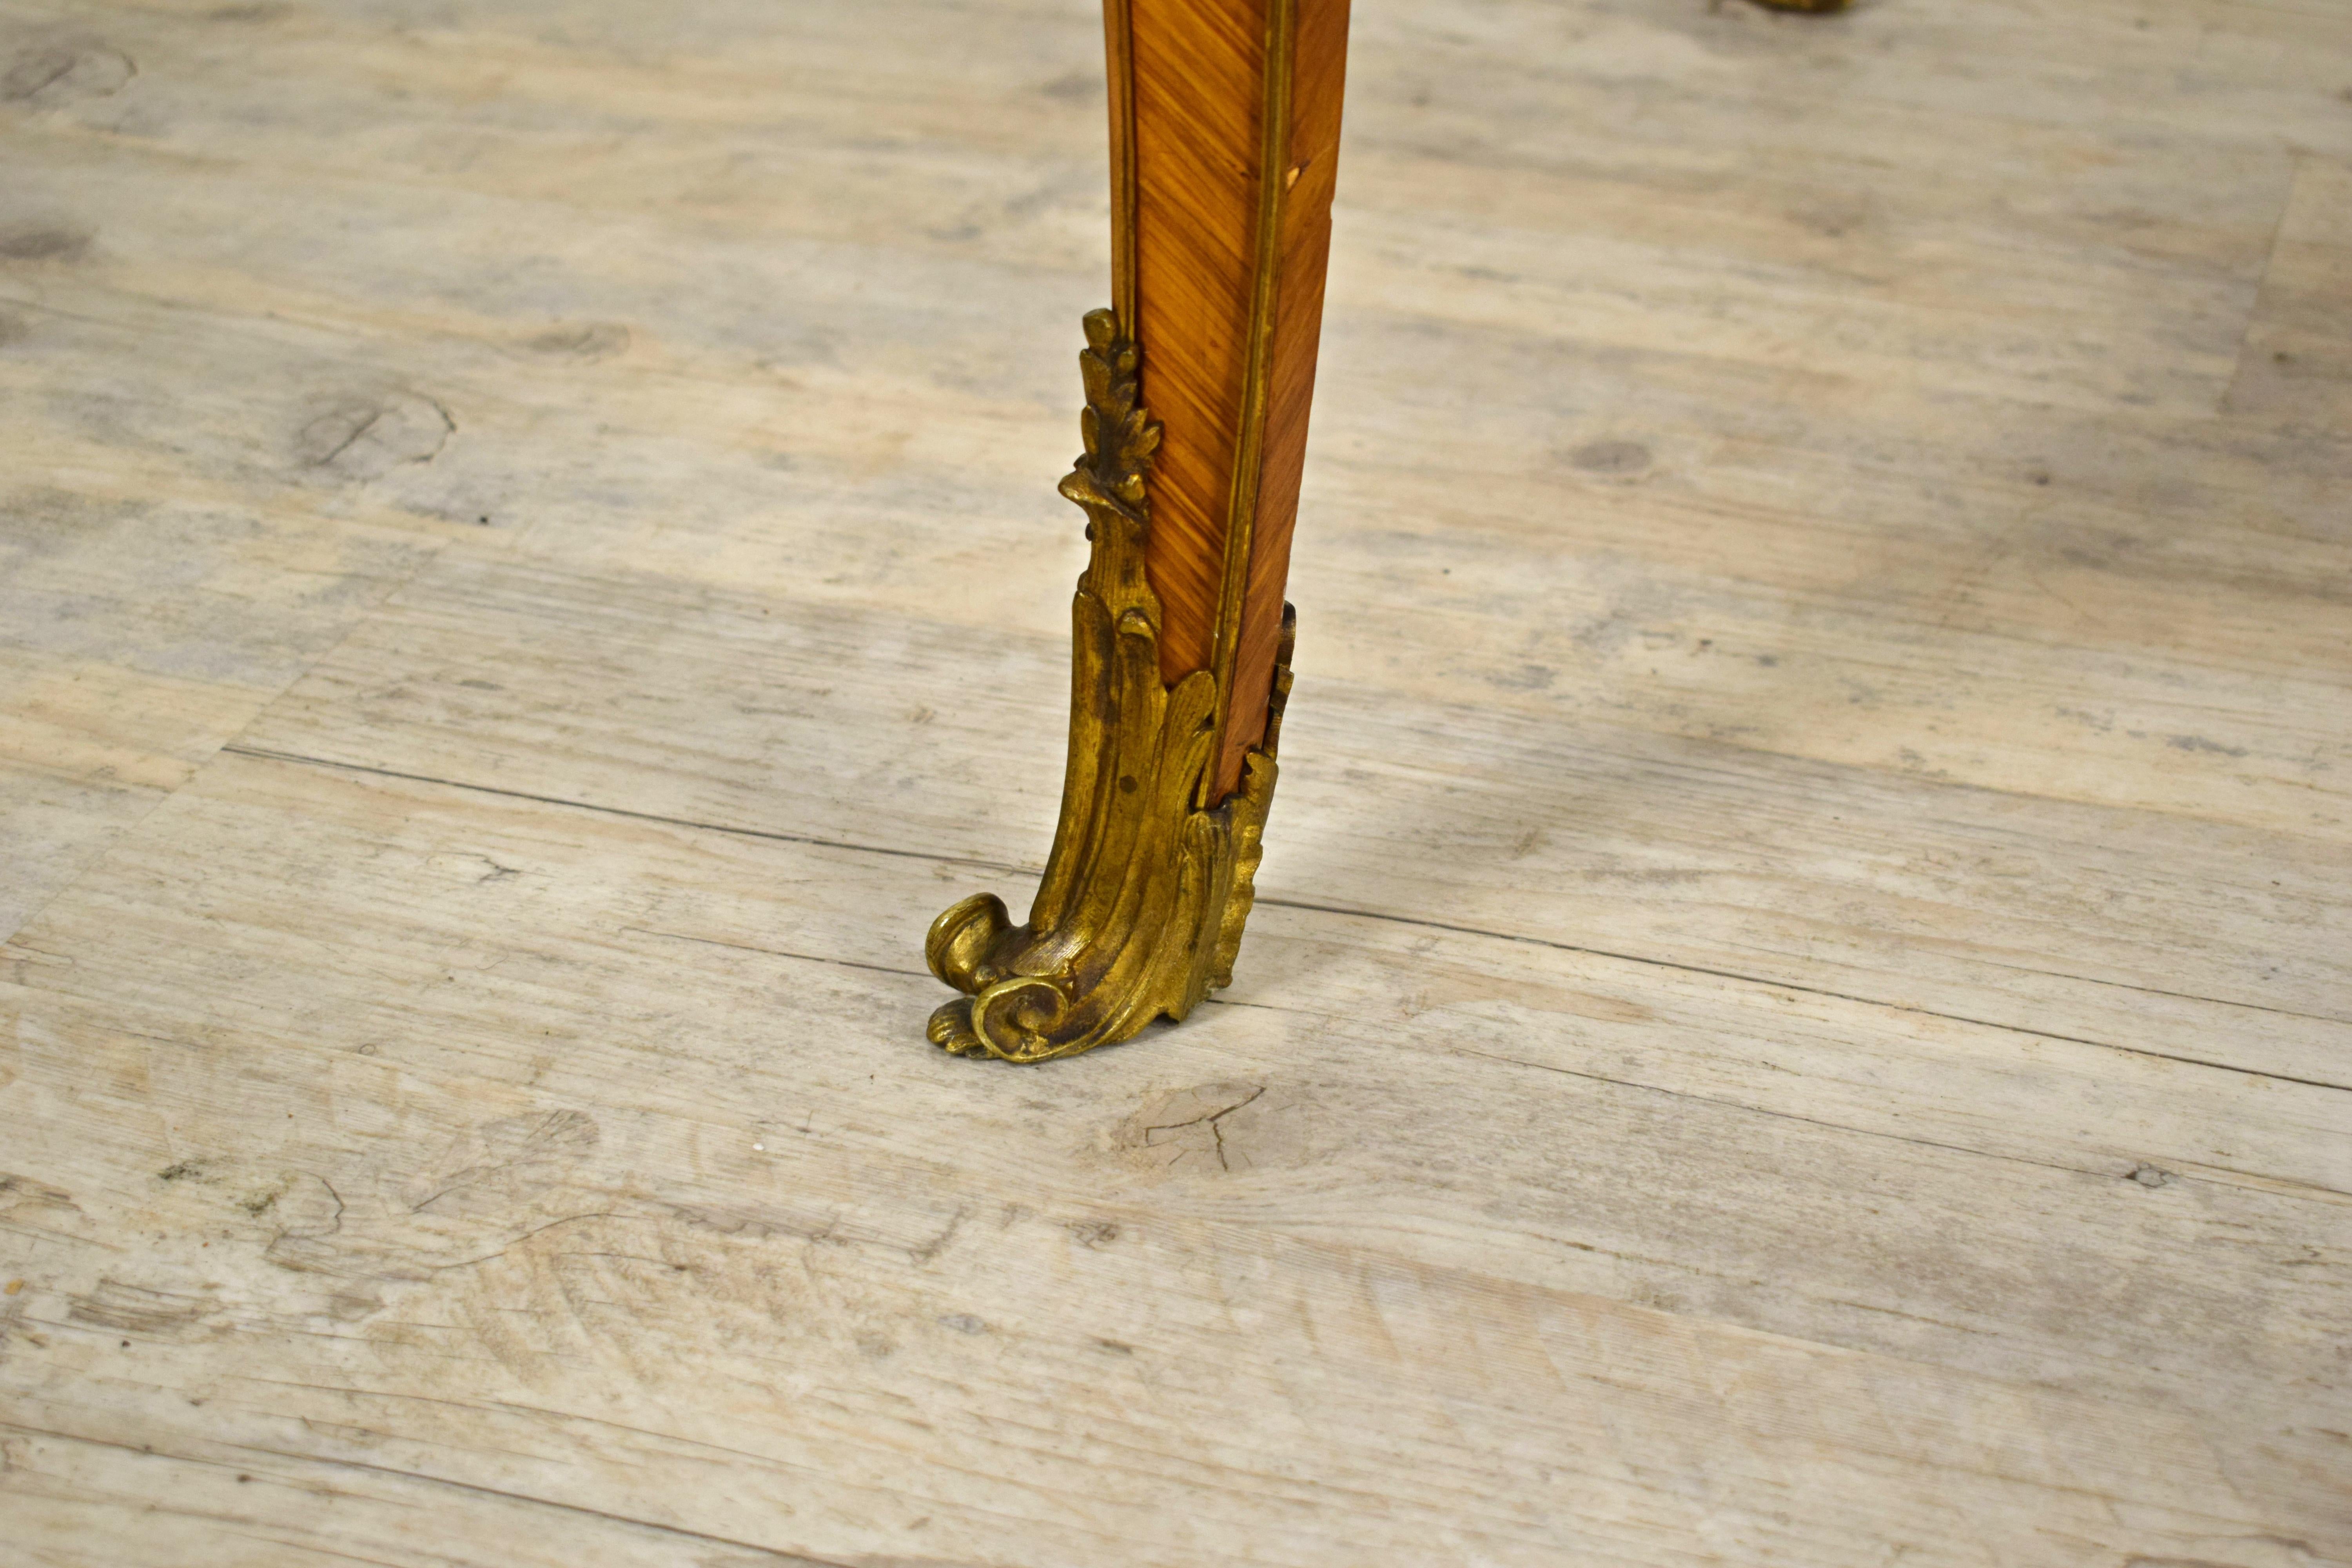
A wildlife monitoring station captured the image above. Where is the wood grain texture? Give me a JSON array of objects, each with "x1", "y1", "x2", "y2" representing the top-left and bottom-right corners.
[
  {"x1": 3, "y1": 0, "x2": 2350, "y2": 1562},
  {"x1": 1130, "y1": 0, "x2": 1263, "y2": 690},
  {"x1": 1126, "y1": 0, "x2": 1348, "y2": 796},
  {"x1": 1222, "y1": 0, "x2": 1348, "y2": 791}
]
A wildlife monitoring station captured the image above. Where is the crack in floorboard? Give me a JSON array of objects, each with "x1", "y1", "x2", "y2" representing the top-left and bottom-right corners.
[
  {"x1": 214, "y1": 746, "x2": 2352, "y2": 1097},
  {"x1": 0, "y1": 1418, "x2": 859, "y2": 1567}
]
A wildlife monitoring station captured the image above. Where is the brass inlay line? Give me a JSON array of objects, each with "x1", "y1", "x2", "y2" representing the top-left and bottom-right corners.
[
  {"x1": 1201, "y1": 0, "x2": 1297, "y2": 809},
  {"x1": 1103, "y1": 0, "x2": 1139, "y2": 327}
]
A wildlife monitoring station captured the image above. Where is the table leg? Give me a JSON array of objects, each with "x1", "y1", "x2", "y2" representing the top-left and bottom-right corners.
[{"x1": 925, "y1": 0, "x2": 1350, "y2": 1062}]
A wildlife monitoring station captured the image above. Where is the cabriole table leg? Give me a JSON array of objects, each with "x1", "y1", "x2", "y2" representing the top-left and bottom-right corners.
[{"x1": 925, "y1": 0, "x2": 1350, "y2": 1063}]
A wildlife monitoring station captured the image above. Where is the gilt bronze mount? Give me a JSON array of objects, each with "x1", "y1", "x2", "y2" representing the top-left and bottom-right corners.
[{"x1": 925, "y1": 311, "x2": 1291, "y2": 1063}]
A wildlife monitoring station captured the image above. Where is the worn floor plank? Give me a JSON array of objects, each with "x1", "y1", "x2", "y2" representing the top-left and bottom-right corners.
[{"x1": 232, "y1": 554, "x2": 2352, "y2": 1083}]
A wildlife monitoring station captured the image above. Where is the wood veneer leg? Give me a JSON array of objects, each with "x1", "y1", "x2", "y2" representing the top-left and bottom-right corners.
[{"x1": 924, "y1": 0, "x2": 1350, "y2": 1063}]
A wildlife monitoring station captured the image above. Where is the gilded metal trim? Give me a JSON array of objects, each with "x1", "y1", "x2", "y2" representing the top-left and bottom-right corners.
[
  {"x1": 1202, "y1": 0, "x2": 1297, "y2": 806},
  {"x1": 1103, "y1": 0, "x2": 1139, "y2": 325},
  {"x1": 925, "y1": 310, "x2": 1290, "y2": 1063}
]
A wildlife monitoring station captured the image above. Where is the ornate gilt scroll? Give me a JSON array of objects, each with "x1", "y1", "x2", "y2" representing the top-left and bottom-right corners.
[
  {"x1": 924, "y1": 0, "x2": 1341, "y2": 1062},
  {"x1": 925, "y1": 311, "x2": 1290, "y2": 1063}
]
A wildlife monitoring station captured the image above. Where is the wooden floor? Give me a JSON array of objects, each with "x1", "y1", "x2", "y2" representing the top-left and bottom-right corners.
[{"x1": 3, "y1": 0, "x2": 2349, "y2": 1562}]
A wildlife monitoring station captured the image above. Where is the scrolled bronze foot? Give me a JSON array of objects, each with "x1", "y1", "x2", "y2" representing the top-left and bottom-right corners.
[{"x1": 922, "y1": 314, "x2": 1292, "y2": 1064}]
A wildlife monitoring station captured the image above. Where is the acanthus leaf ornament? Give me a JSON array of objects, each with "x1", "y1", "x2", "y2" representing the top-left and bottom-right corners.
[{"x1": 924, "y1": 309, "x2": 1290, "y2": 1064}]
